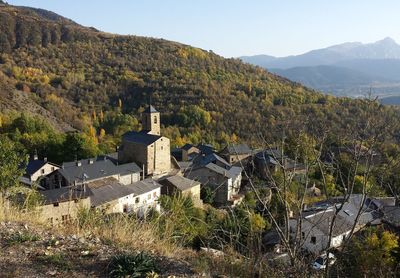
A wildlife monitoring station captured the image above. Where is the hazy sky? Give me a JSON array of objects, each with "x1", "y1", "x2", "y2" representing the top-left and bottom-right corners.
[{"x1": 7, "y1": 0, "x2": 400, "y2": 58}]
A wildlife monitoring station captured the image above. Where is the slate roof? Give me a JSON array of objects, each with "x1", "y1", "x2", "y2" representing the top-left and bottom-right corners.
[
  {"x1": 88, "y1": 178, "x2": 136, "y2": 207},
  {"x1": 193, "y1": 153, "x2": 230, "y2": 168},
  {"x1": 97, "y1": 153, "x2": 118, "y2": 164},
  {"x1": 25, "y1": 159, "x2": 59, "y2": 177},
  {"x1": 122, "y1": 130, "x2": 161, "y2": 145},
  {"x1": 382, "y1": 206, "x2": 400, "y2": 227},
  {"x1": 177, "y1": 161, "x2": 193, "y2": 171},
  {"x1": 41, "y1": 185, "x2": 92, "y2": 205},
  {"x1": 181, "y1": 144, "x2": 195, "y2": 151},
  {"x1": 161, "y1": 175, "x2": 200, "y2": 191},
  {"x1": 203, "y1": 163, "x2": 242, "y2": 179},
  {"x1": 144, "y1": 105, "x2": 158, "y2": 113},
  {"x1": 305, "y1": 194, "x2": 382, "y2": 230},
  {"x1": 255, "y1": 148, "x2": 284, "y2": 161},
  {"x1": 222, "y1": 144, "x2": 252, "y2": 155},
  {"x1": 197, "y1": 144, "x2": 215, "y2": 155},
  {"x1": 255, "y1": 153, "x2": 278, "y2": 165},
  {"x1": 304, "y1": 209, "x2": 354, "y2": 237},
  {"x1": 126, "y1": 178, "x2": 162, "y2": 196},
  {"x1": 59, "y1": 158, "x2": 141, "y2": 184}
]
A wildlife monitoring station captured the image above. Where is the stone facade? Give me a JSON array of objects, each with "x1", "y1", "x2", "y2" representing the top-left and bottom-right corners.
[
  {"x1": 150, "y1": 138, "x2": 171, "y2": 175},
  {"x1": 186, "y1": 165, "x2": 242, "y2": 207},
  {"x1": 225, "y1": 153, "x2": 252, "y2": 164},
  {"x1": 142, "y1": 107, "x2": 160, "y2": 136},
  {"x1": 118, "y1": 105, "x2": 171, "y2": 176},
  {"x1": 160, "y1": 176, "x2": 202, "y2": 207},
  {"x1": 40, "y1": 197, "x2": 91, "y2": 225}
]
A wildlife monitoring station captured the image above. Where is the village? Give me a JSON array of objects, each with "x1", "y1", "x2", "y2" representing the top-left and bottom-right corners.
[{"x1": 19, "y1": 105, "x2": 400, "y2": 270}]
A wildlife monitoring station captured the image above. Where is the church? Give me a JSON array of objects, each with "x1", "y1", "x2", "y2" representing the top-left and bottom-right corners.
[{"x1": 118, "y1": 105, "x2": 171, "y2": 176}]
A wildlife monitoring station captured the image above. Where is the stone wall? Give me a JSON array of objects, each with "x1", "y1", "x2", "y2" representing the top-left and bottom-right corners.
[
  {"x1": 40, "y1": 197, "x2": 91, "y2": 225},
  {"x1": 186, "y1": 167, "x2": 228, "y2": 206},
  {"x1": 119, "y1": 141, "x2": 149, "y2": 172},
  {"x1": 153, "y1": 137, "x2": 171, "y2": 175}
]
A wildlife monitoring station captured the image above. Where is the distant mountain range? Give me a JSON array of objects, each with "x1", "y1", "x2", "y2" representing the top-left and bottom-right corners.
[{"x1": 240, "y1": 38, "x2": 400, "y2": 98}]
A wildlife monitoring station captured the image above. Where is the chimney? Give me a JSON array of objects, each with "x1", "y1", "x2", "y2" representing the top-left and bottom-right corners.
[
  {"x1": 33, "y1": 154, "x2": 38, "y2": 160},
  {"x1": 76, "y1": 161, "x2": 82, "y2": 167},
  {"x1": 88, "y1": 159, "x2": 94, "y2": 165},
  {"x1": 44, "y1": 157, "x2": 47, "y2": 162}
]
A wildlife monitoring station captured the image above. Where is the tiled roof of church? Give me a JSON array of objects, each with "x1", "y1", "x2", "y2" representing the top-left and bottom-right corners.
[
  {"x1": 122, "y1": 130, "x2": 161, "y2": 145},
  {"x1": 144, "y1": 105, "x2": 158, "y2": 113}
]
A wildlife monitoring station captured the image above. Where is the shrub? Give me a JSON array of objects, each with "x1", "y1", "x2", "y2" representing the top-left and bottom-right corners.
[
  {"x1": 108, "y1": 252, "x2": 158, "y2": 278},
  {"x1": 7, "y1": 231, "x2": 40, "y2": 244}
]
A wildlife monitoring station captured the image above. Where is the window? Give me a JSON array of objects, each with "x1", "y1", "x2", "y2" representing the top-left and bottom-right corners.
[
  {"x1": 153, "y1": 192, "x2": 157, "y2": 198},
  {"x1": 302, "y1": 232, "x2": 305, "y2": 239},
  {"x1": 48, "y1": 217, "x2": 53, "y2": 224},
  {"x1": 135, "y1": 197, "x2": 140, "y2": 203},
  {"x1": 53, "y1": 202, "x2": 59, "y2": 207},
  {"x1": 41, "y1": 169, "x2": 45, "y2": 174},
  {"x1": 123, "y1": 204, "x2": 128, "y2": 213},
  {"x1": 161, "y1": 146, "x2": 164, "y2": 150},
  {"x1": 62, "y1": 214, "x2": 71, "y2": 223},
  {"x1": 154, "y1": 116, "x2": 157, "y2": 124},
  {"x1": 74, "y1": 199, "x2": 79, "y2": 203},
  {"x1": 148, "y1": 194, "x2": 151, "y2": 200},
  {"x1": 311, "y1": 236, "x2": 316, "y2": 244},
  {"x1": 51, "y1": 167, "x2": 55, "y2": 171}
]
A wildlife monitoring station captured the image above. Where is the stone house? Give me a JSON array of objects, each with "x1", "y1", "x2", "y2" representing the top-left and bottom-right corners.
[
  {"x1": 159, "y1": 175, "x2": 202, "y2": 207},
  {"x1": 289, "y1": 209, "x2": 353, "y2": 254},
  {"x1": 43, "y1": 156, "x2": 141, "y2": 189},
  {"x1": 186, "y1": 162, "x2": 243, "y2": 207},
  {"x1": 39, "y1": 185, "x2": 91, "y2": 225},
  {"x1": 219, "y1": 144, "x2": 253, "y2": 164},
  {"x1": 118, "y1": 106, "x2": 171, "y2": 176},
  {"x1": 192, "y1": 153, "x2": 231, "y2": 169},
  {"x1": 126, "y1": 178, "x2": 162, "y2": 217},
  {"x1": 289, "y1": 194, "x2": 383, "y2": 254},
  {"x1": 88, "y1": 177, "x2": 161, "y2": 217},
  {"x1": 254, "y1": 148, "x2": 306, "y2": 179},
  {"x1": 20, "y1": 155, "x2": 59, "y2": 188},
  {"x1": 171, "y1": 144, "x2": 200, "y2": 162}
]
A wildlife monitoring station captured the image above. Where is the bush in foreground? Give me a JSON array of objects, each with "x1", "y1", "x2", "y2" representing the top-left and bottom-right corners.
[{"x1": 108, "y1": 252, "x2": 158, "y2": 278}]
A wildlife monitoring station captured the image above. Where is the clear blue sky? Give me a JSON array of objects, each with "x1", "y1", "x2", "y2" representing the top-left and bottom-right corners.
[{"x1": 7, "y1": 0, "x2": 400, "y2": 58}]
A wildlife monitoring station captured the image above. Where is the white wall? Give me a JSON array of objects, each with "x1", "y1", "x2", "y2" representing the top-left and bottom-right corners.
[
  {"x1": 289, "y1": 218, "x2": 349, "y2": 254},
  {"x1": 31, "y1": 163, "x2": 59, "y2": 182},
  {"x1": 99, "y1": 187, "x2": 161, "y2": 217},
  {"x1": 118, "y1": 173, "x2": 141, "y2": 185}
]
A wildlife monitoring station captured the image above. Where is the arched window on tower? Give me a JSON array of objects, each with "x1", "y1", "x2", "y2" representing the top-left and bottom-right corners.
[{"x1": 154, "y1": 116, "x2": 157, "y2": 124}]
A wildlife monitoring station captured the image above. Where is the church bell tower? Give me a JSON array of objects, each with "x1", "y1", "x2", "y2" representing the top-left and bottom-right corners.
[{"x1": 142, "y1": 105, "x2": 160, "y2": 136}]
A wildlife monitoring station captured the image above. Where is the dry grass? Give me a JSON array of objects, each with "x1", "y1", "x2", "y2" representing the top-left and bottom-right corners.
[
  {"x1": 0, "y1": 201, "x2": 262, "y2": 277},
  {"x1": 1, "y1": 197, "x2": 197, "y2": 259},
  {"x1": 60, "y1": 211, "x2": 194, "y2": 259},
  {"x1": 0, "y1": 198, "x2": 44, "y2": 225}
]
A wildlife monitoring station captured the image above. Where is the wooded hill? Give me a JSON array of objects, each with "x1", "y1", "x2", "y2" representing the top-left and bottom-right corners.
[{"x1": 0, "y1": 2, "x2": 399, "y2": 148}]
